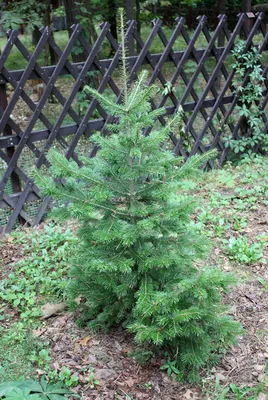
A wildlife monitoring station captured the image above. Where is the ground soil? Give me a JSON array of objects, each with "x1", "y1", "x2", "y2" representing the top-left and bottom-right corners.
[{"x1": 1, "y1": 190, "x2": 268, "y2": 399}]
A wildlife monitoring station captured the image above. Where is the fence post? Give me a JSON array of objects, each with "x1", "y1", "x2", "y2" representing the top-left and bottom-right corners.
[{"x1": 0, "y1": 83, "x2": 22, "y2": 198}]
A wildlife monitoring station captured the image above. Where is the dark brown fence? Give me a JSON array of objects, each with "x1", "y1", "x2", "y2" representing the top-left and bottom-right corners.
[{"x1": 0, "y1": 13, "x2": 267, "y2": 233}]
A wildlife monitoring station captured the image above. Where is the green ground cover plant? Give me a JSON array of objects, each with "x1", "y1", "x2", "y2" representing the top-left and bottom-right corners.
[
  {"x1": 0, "y1": 377, "x2": 79, "y2": 400},
  {"x1": 202, "y1": 372, "x2": 268, "y2": 400},
  {"x1": 225, "y1": 235, "x2": 267, "y2": 264},
  {"x1": 196, "y1": 155, "x2": 268, "y2": 252},
  {"x1": 1, "y1": 16, "x2": 268, "y2": 392},
  {"x1": 0, "y1": 224, "x2": 76, "y2": 322},
  {"x1": 1, "y1": 155, "x2": 268, "y2": 397},
  {"x1": 0, "y1": 225, "x2": 79, "y2": 398}
]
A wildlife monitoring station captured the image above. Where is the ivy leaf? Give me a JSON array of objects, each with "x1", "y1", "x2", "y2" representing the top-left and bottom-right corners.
[{"x1": 162, "y1": 81, "x2": 173, "y2": 96}]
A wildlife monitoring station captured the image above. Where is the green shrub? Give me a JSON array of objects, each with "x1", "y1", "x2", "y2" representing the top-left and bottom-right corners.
[{"x1": 36, "y1": 57, "x2": 242, "y2": 380}]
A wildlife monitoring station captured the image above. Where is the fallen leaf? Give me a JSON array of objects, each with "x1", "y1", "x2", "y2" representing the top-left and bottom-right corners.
[
  {"x1": 125, "y1": 378, "x2": 135, "y2": 388},
  {"x1": 94, "y1": 368, "x2": 117, "y2": 380},
  {"x1": 32, "y1": 328, "x2": 46, "y2": 337},
  {"x1": 258, "y1": 374, "x2": 268, "y2": 387},
  {"x1": 79, "y1": 374, "x2": 87, "y2": 383},
  {"x1": 41, "y1": 302, "x2": 67, "y2": 319},
  {"x1": 53, "y1": 315, "x2": 69, "y2": 327},
  {"x1": 52, "y1": 362, "x2": 60, "y2": 371},
  {"x1": 183, "y1": 389, "x2": 199, "y2": 400},
  {"x1": 254, "y1": 365, "x2": 265, "y2": 372},
  {"x1": 215, "y1": 372, "x2": 226, "y2": 382},
  {"x1": 79, "y1": 336, "x2": 91, "y2": 346},
  {"x1": 75, "y1": 296, "x2": 82, "y2": 305},
  {"x1": 35, "y1": 369, "x2": 46, "y2": 375},
  {"x1": 257, "y1": 394, "x2": 267, "y2": 400}
]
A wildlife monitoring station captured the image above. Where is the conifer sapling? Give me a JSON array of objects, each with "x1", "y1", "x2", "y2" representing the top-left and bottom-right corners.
[{"x1": 36, "y1": 21, "x2": 243, "y2": 380}]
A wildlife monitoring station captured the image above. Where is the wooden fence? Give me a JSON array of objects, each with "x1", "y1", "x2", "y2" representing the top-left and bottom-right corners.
[{"x1": 0, "y1": 13, "x2": 267, "y2": 233}]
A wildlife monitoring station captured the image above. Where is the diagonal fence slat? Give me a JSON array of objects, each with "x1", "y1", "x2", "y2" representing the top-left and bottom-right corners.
[
  {"x1": 87, "y1": 20, "x2": 140, "y2": 157},
  {"x1": 133, "y1": 17, "x2": 187, "y2": 153},
  {"x1": 154, "y1": 16, "x2": 225, "y2": 159},
  {"x1": 187, "y1": 13, "x2": 265, "y2": 159},
  {"x1": 0, "y1": 25, "x2": 82, "y2": 195},
  {"x1": 35, "y1": 22, "x2": 111, "y2": 167},
  {"x1": 179, "y1": 14, "x2": 248, "y2": 156},
  {"x1": 0, "y1": 13, "x2": 267, "y2": 232},
  {"x1": 5, "y1": 179, "x2": 33, "y2": 232},
  {"x1": 12, "y1": 29, "x2": 94, "y2": 167},
  {"x1": 0, "y1": 28, "x2": 52, "y2": 134}
]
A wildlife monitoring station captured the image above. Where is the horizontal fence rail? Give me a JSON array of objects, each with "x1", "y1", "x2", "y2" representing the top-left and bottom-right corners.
[{"x1": 0, "y1": 13, "x2": 267, "y2": 232}]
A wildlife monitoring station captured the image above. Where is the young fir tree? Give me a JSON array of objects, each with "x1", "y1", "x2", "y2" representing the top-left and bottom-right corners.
[{"x1": 36, "y1": 22, "x2": 242, "y2": 380}]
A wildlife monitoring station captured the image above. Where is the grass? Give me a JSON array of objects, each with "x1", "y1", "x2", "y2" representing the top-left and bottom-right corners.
[
  {"x1": 0, "y1": 31, "x2": 69, "y2": 70},
  {"x1": 0, "y1": 322, "x2": 47, "y2": 383},
  {"x1": 1, "y1": 25, "x2": 267, "y2": 72}
]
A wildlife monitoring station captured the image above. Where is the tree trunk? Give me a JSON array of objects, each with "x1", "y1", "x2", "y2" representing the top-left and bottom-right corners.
[
  {"x1": 107, "y1": 0, "x2": 117, "y2": 41},
  {"x1": 43, "y1": 0, "x2": 58, "y2": 65},
  {"x1": 63, "y1": 0, "x2": 81, "y2": 34},
  {"x1": 187, "y1": 6, "x2": 194, "y2": 30},
  {"x1": 125, "y1": 0, "x2": 135, "y2": 56},
  {"x1": 136, "y1": 0, "x2": 140, "y2": 35},
  {"x1": 242, "y1": 0, "x2": 252, "y2": 37},
  {"x1": 178, "y1": 0, "x2": 182, "y2": 15},
  {"x1": 63, "y1": 0, "x2": 96, "y2": 42},
  {"x1": 62, "y1": 0, "x2": 99, "y2": 86},
  {"x1": 135, "y1": 0, "x2": 140, "y2": 53},
  {"x1": 216, "y1": 0, "x2": 226, "y2": 89},
  {"x1": 242, "y1": 0, "x2": 251, "y2": 11},
  {"x1": 32, "y1": 26, "x2": 41, "y2": 46},
  {"x1": 62, "y1": 0, "x2": 91, "y2": 60}
]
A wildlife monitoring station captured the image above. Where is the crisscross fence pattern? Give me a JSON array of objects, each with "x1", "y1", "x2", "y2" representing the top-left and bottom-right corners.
[{"x1": 0, "y1": 13, "x2": 267, "y2": 233}]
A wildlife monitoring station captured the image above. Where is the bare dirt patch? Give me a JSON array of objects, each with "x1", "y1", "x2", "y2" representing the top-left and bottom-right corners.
[
  {"x1": 1, "y1": 163, "x2": 268, "y2": 398},
  {"x1": 35, "y1": 313, "x2": 200, "y2": 400},
  {"x1": 0, "y1": 235, "x2": 22, "y2": 280}
]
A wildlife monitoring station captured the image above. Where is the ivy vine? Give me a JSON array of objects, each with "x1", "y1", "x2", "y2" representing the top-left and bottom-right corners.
[{"x1": 225, "y1": 40, "x2": 266, "y2": 156}]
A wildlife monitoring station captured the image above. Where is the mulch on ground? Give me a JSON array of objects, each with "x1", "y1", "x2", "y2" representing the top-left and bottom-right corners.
[{"x1": 1, "y1": 187, "x2": 268, "y2": 399}]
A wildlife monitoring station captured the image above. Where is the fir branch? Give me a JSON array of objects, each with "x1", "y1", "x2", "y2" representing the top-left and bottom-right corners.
[
  {"x1": 84, "y1": 86, "x2": 125, "y2": 114},
  {"x1": 127, "y1": 71, "x2": 148, "y2": 109},
  {"x1": 128, "y1": 83, "x2": 158, "y2": 112},
  {"x1": 96, "y1": 136, "x2": 129, "y2": 155},
  {"x1": 137, "y1": 150, "x2": 217, "y2": 195},
  {"x1": 119, "y1": 8, "x2": 129, "y2": 107},
  {"x1": 53, "y1": 191, "x2": 130, "y2": 218}
]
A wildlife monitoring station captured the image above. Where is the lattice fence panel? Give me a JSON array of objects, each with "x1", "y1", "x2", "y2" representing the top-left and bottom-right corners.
[{"x1": 0, "y1": 13, "x2": 267, "y2": 232}]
